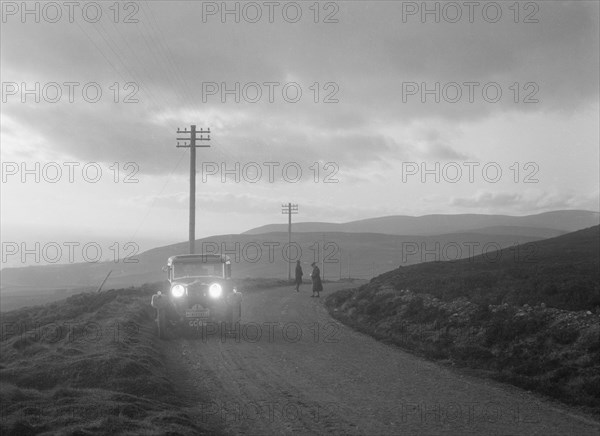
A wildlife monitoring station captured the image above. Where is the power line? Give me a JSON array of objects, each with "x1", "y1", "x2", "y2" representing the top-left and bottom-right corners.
[{"x1": 128, "y1": 148, "x2": 189, "y2": 242}]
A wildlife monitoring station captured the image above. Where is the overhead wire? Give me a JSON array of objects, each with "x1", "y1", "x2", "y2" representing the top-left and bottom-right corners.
[
  {"x1": 77, "y1": 5, "x2": 253, "y2": 249},
  {"x1": 73, "y1": 16, "x2": 191, "y2": 252}
]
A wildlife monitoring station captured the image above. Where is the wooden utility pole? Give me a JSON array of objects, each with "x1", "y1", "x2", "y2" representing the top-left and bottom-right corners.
[
  {"x1": 281, "y1": 203, "x2": 298, "y2": 280},
  {"x1": 177, "y1": 125, "x2": 210, "y2": 254},
  {"x1": 321, "y1": 233, "x2": 325, "y2": 281},
  {"x1": 348, "y1": 254, "x2": 351, "y2": 279}
]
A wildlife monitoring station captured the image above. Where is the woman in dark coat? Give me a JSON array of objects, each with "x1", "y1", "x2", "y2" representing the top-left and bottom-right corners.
[
  {"x1": 294, "y1": 260, "x2": 303, "y2": 292},
  {"x1": 310, "y1": 262, "x2": 323, "y2": 298}
]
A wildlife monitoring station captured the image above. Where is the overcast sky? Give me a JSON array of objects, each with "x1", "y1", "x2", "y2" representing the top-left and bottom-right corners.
[{"x1": 1, "y1": 1, "x2": 599, "y2": 263}]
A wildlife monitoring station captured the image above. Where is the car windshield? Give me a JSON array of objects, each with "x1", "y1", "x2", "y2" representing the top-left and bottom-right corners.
[{"x1": 173, "y1": 262, "x2": 223, "y2": 279}]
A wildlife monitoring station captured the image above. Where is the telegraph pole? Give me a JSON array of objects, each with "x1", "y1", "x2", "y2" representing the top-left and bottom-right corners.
[
  {"x1": 321, "y1": 233, "x2": 325, "y2": 281},
  {"x1": 348, "y1": 254, "x2": 351, "y2": 279},
  {"x1": 281, "y1": 203, "x2": 298, "y2": 280},
  {"x1": 177, "y1": 125, "x2": 210, "y2": 254}
]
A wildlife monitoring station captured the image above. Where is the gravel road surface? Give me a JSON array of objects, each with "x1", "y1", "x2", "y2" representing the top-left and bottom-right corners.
[{"x1": 160, "y1": 283, "x2": 600, "y2": 435}]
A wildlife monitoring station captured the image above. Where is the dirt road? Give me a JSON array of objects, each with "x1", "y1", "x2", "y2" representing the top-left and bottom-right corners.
[{"x1": 160, "y1": 283, "x2": 600, "y2": 435}]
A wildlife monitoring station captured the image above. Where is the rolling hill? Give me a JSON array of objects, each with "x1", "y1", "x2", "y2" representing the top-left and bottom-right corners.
[{"x1": 244, "y1": 210, "x2": 599, "y2": 236}]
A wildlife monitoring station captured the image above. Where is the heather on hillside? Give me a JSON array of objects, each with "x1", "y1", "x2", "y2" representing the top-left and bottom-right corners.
[{"x1": 373, "y1": 226, "x2": 600, "y2": 311}]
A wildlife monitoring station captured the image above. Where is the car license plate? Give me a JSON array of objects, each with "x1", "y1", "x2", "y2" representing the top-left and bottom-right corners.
[{"x1": 186, "y1": 309, "x2": 210, "y2": 318}]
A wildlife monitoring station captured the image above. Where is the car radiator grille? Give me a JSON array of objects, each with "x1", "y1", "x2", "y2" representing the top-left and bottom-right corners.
[{"x1": 184, "y1": 284, "x2": 210, "y2": 306}]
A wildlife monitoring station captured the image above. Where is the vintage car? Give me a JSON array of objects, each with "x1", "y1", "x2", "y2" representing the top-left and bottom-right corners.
[{"x1": 150, "y1": 254, "x2": 242, "y2": 338}]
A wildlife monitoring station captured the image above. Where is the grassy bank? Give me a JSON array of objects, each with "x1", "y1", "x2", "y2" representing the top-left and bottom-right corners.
[
  {"x1": 326, "y1": 286, "x2": 600, "y2": 413},
  {"x1": 0, "y1": 283, "x2": 211, "y2": 435}
]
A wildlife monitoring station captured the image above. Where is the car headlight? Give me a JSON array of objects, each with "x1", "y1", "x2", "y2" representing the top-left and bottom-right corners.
[
  {"x1": 171, "y1": 284, "x2": 185, "y2": 298},
  {"x1": 209, "y1": 283, "x2": 222, "y2": 298}
]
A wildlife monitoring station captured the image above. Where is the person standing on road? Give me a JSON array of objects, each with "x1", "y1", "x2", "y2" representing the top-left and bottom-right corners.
[
  {"x1": 294, "y1": 260, "x2": 303, "y2": 292},
  {"x1": 310, "y1": 262, "x2": 323, "y2": 298}
]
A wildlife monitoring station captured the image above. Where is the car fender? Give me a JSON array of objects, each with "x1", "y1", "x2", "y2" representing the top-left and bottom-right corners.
[{"x1": 151, "y1": 293, "x2": 170, "y2": 309}]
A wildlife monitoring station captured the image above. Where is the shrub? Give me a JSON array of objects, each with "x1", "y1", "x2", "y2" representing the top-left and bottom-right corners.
[
  {"x1": 405, "y1": 297, "x2": 424, "y2": 317},
  {"x1": 551, "y1": 327, "x2": 580, "y2": 345}
]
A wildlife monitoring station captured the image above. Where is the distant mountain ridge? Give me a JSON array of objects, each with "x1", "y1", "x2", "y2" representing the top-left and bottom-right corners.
[
  {"x1": 2, "y1": 210, "x2": 598, "y2": 311},
  {"x1": 244, "y1": 210, "x2": 600, "y2": 236}
]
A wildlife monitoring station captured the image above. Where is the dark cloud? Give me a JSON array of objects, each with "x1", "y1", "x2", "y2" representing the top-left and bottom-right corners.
[
  {"x1": 449, "y1": 189, "x2": 598, "y2": 213},
  {"x1": 1, "y1": 1, "x2": 597, "y2": 197},
  {"x1": 131, "y1": 190, "x2": 275, "y2": 214}
]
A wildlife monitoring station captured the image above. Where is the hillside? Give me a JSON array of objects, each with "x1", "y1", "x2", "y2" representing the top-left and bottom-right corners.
[
  {"x1": 325, "y1": 226, "x2": 600, "y2": 412},
  {"x1": 244, "y1": 210, "x2": 599, "y2": 236},
  {"x1": 370, "y1": 225, "x2": 600, "y2": 310}
]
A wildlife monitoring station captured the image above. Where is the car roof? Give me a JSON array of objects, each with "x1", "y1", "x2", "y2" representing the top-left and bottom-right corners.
[{"x1": 167, "y1": 254, "x2": 230, "y2": 265}]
